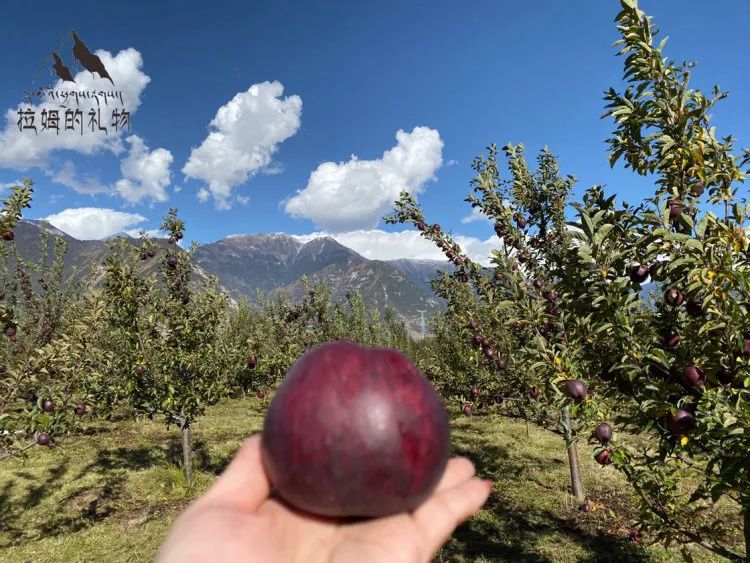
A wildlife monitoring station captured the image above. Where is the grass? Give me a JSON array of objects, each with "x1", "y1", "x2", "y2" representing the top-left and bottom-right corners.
[{"x1": 0, "y1": 398, "x2": 738, "y2": 562}]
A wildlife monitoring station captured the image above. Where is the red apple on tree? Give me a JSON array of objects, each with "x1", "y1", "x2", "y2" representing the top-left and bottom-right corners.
[{"x1": 564, "y1": 380, "x2": 588, "y2": 404}]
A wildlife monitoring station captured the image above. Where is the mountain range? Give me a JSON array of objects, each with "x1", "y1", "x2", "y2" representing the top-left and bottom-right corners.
[{"x1": 9, "y1": 221, "x2": 453, "y2": 336}]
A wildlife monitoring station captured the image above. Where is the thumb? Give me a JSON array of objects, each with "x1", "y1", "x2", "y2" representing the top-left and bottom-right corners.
[{"x1": 197, "y1": 434, "x2": 271, "y2": 512}]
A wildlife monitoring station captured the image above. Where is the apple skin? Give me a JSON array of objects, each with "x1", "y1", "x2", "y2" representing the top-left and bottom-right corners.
[
  {"x1": 629, "y1": 529, "x2": 642, "y2": 543},
  {"x1": 629, "y1": 265, "x2": 649, "y2": 284},
  {"x1": 1, "y1": 230, "x2": 14, "y2": 241},
  {"x1": 256, "y1": 390, "x2": 266, "y2": 399},
  {"x1": 664, "y1": 288, "x2": 685, "y2": 307},
  {"x1": 462, "y1": 403, "x2": 473, "y2": 417},
  {"x1": 666, "y1": 409, "x2": 695, "y2": 435},
  {"x1": 667, "y1": 198, "x2": 683, "y2": 220},
  {"x1": 682, "y1": 366, "x2": 706, "y2": 390},
  {"x1": 482, "y1": 347, "x2": 495, "y2": 359},
  {"x1": 594, "y1": 449, "x2": 612, "y2": 466},
  {"x1": 36, "y1": 432, "x2": 51, "y2": 446},
  {"x1": 73, "y1": 403, "x2": 87, "y2": 416},
  {"x1": 593, "y1": 423, "x2": 613, "y2": 444},
  {"x1": 690, "y1": 181, "x2": 705, "y2": 197},
  {"x1": 578, "y1": 501, "x2": 591, "y2": 512},
  {"x1": 564, "y1": 380, "x2": 588, "y2": 404},
  {"x1": 470, "y1": 386, "x2": 480, "y2": 399},
  {"x1": 514, "y1": 214, "x2": 528, "y2": 229},
  {"x1": 42, "y1": 400, "x2": 55, "y2": 413},
  {"x1": 662, "y1": 329, "x2": 680, "y2": 349},
  {"x1": 247, "y1": 355, "x2": 257, "y2": 369},
  {"x1": 261, "y1": 341, "x2": 450, "y2": 518},
  {"x1": 135, "y1": 365, "x2": 145, "y2": 376},
  {"x1": 527, "y1": 386, "x2": 540, "y2": 400},
  {"x1": 493, "y1": 223, "x2": 503, "y2": 237},
  {"x1": 496, "y1": 357, "x2": 507, "y2": 370},
  {"x1": 686, "y1": 299, "x2": 703, "y2": 317}
]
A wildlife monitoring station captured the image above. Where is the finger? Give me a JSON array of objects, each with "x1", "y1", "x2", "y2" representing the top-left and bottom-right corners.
[
  {"x1": 197, "y1": 434, "x2": 271, "y2": 512},
  {"x1": 412, "y1": 478, "x2": 492, "y2": 556},
  {"x1": 434, "y1": 457, "x2": 477, "y2": 493}
]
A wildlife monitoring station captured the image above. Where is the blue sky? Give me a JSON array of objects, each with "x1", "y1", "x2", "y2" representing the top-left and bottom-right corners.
[{"x1": 1, "y1": 0, "x2": 749, "y2": 263}]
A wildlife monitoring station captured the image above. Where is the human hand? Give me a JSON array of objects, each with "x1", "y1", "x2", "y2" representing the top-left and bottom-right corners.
[{"x1": 157, "y1": 434, "x2": 491, "y2": 563}]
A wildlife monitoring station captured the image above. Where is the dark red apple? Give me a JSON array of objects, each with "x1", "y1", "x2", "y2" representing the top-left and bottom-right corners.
[
  {"x1": 493, "y1": 222, "x2": 503, "y2": 237},
  {"x1": 593, "y1": 423, "x2": 613, "y2": 444},
  {"x1": 629, "y1": 264, "x2": 649, "y2": 284},
  {"x1": 168, "y1": 236, "x2": 177, "y2": 244},
  {"x1": 42, "y1": 399, "x2": 55, "y2": 413},
  {"x1": 578, "y1": 501, "x2": 591, "y2": 513},
  {"x1": 564, "y1": 380, "x2": 588, "y2": 404},
  {"x1": 256, "y1": 390, "x2": 266, "y2": 399},
  {"x1": 247, "y1": 355, "x2": 257, "y2": 369},
  {"x1": 467, "y1": 319, "x2": 478, "y2": 330},
  {"x1": 433, "y1": 224, "x2": 441, "y2": 233},
  {"x1": 543, "y1": 290, "x2": 558, "y2": 302},
  {"x1": 494, "y1": 272, "x2": 504, "y2": 282},
  {"x1": 664, "y1": 288, "x2": 685, "y2": 307},
  {"x1": 462, "y1": 403, "x2": 473, "y2": 417},
  {"x1": 36, "y1": 432, "x2": 50, "y2": 446},
  {"x1": 682, "y1": 366, "x2": 706, "y2": 390},
  {"x1": 686, "y1": 299, "x2": 703, "y2": 317},
  {"x1": 514, "y1": 214, "x2": 528, "y2": 229},
  {"x1": 594, "y1": 449, "x2": 612, "y2": 466},
  {"x1": 261, "y1": 341, "x2": 451, "y2": 518},
  {"x1": 527, "y1": 386, "x2": 540, "y2": 400},
  {"x1": 629, "y1": 529, "x2": 642, "y2": 543},
  {"x1": 2, "y1": 230, "x2": 14, "y2": 241},
  {"x1": 690, "y1": 181, "x2": 704, "y2": 197},
  {"x1": 663, "y1": 329, "x2": 680, "y2": 349},
  {"x1": 459, "y1": 275, "x2": 469, "y2": 283},
  {"x1": 135, "y1": 364, "x2": 145, "y2": 375},
  {"x1": 482, "y1": 346, "x2": 495, "y2": 359},
  {"x1": 4, "y1": 325, "x2": 16, "y2": 338},
  {"x1": 470, "y1": 386, "x2": 480, "y2": 399},
  {"x1": 73, "y1": 403, "x2": 87, "y2": 416},
  {"x1": 472, "y1": 334, "x2": 483, "y2": 346},
  {"x1": 667, "y1": 198, "x2": 683, "y2": 220},
  {"x1": 666, "y1": 409, "x2": 695, "y2": 435},
  {"x1": 496, "y1": 357, "x2": 507, "y2": 370}
]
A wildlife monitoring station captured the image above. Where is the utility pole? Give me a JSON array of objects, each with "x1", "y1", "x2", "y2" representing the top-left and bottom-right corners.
[{"x1": 416, "y1": 309, "x2": 427, "y2": 339}]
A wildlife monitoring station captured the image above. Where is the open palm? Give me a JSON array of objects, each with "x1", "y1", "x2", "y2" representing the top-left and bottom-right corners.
[{"x1": 157, "y1": 435, "x2": 492, "y2": 563}]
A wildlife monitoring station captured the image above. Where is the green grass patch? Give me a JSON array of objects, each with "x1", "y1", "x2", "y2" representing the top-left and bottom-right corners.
[{"x1": 0, "y1": 399, "x2": 735, "y2": 562}]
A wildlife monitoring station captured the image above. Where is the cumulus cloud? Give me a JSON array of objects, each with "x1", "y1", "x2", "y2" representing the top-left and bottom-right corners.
[
  {"x1": 182, "y1": 81, "x2": 301, "y2": 209},
  {"x1": 47, "y1": 135, "x2": 173, "y2": 204},
  {"x1": 0, "y1": 48, "x2": 151, "y2": 170},
  {"x1": 284, "y1": 127, "x2": 443, "y2": 233},
  {"x1": 45, "y1": 207, "x2": 145, "y2": 240},
  {"x1": 288, "y1": 228, "x2": 501, "y2": 266},
  {"x1": 114, "y1": 135, "x2": 173, "y2": 203}
]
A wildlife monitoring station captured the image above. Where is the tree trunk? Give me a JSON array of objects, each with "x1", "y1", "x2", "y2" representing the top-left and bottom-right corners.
[
  {"x1": 241, "y1": 386, "x2": 247, "y2": 400},
  {"x1": 562, "y1": 408, "x2": 585, "y2": 502},
  {"x1": 744, "y1": 506, "x2": 750, "y2": 563},
  {"x1": 180, "y1": 421, "x2": 193, "y2": 488},
  {"x1": 526, "y1": 419, "x2": 531, "y2": 438}
]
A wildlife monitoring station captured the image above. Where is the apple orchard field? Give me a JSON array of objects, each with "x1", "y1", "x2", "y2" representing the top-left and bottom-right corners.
[{"x1": 0, "y1": 398, "x2": 735, "y2": 563}]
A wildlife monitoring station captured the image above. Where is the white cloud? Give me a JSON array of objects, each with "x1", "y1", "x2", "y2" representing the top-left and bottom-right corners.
[
  {"x1": 114, "y1": 135, "x2": 173, "y2": 203},
  {"x1": 446, "y1": 159, "x2": 458, "y2": 166},
  {"x1": 182, "y1": 81, "x2": 301, "y2": 209},
  {"x1": 47, "y1": 135, "x2": 174, "y2": 204},
  {"x1": 461, "y1": 207, "x2": 491, "y2": 224},
  {"x1": 0, "y1": 48, "x2": 151, "y2": 170},
  {"x1": 124, "y1": 228, "x2": 162, "y2": 239},
  {"x1": 45, "y1": 207, "x2": 145, "y2": 240},
  {"x1": 284, "y1": 127, "x2": 443, "y2": 233},
  {"x1": 0, "y1": 179, "x2": 23, "y2": 191},
  {"x1": 237, "y1": 195, "x2": 250, "y2": 205},
  {"x1": 287, "y1": 228, "x2": 501, "y2": 266},
  {"x1": 46, "y1": 160, "x2": 107, "y2": 194}
]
